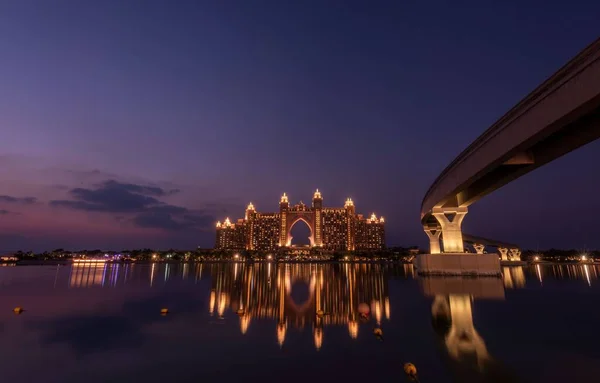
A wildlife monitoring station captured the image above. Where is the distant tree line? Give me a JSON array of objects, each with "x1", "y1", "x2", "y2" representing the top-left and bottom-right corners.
[{"x1": 7, "y1": 245, "x2": 422, "y2": 262}]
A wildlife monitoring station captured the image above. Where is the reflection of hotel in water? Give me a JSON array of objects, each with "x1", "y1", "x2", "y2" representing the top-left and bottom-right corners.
[{"x1": 208, "y1": 263, "x2": 390, "y2": 349}]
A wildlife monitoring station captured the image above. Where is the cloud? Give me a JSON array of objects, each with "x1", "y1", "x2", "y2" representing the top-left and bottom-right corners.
[
  {"x1": 0, "y1": 209, "x2": 20, "y2": 215},
  {"x1": 102, "y1": 180, "x2": 179, "y2": 197},
  {"x1": 50, "y1": 180, "x2": 175, "y2": 213},
  {"x1": 50, "y1": 180, "x2": 213, "y2": 231},
  {"x1": 0, "y1": 195, "x2": 37, "y2": 204}
]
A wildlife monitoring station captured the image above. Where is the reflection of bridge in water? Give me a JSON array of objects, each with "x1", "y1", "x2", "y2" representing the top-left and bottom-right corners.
[
  {"x1": 424, "y1": 277, "x2": 513, "y2": 380},
  {"x1": 207, "y1": 263, "x2": 390, "y2": 349}
]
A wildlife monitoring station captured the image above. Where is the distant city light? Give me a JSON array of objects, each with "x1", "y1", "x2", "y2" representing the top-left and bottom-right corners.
[
  {"x1": 72, "y1": 259, "x2": 106, "y2": 263},
  {"x1": 581, "y1": 255, "x2": 587, "y2": 261},
  {"x1": 534, "y1": 256, "x2": 540, "y2": 261}
]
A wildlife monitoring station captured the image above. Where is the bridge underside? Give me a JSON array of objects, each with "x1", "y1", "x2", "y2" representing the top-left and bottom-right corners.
[{"x1": 433, "y1": 97, "x2": 600, "y2": 214}]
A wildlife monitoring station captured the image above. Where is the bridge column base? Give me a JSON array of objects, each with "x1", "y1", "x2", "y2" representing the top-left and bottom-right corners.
[{"x1": 414, "y1": 253, "x2": 501, "y2": 276}]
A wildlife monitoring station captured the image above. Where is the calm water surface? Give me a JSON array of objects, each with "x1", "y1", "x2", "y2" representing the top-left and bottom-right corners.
[{"x1": 1, "y1": 262, "x2": 599, "y2": 382}]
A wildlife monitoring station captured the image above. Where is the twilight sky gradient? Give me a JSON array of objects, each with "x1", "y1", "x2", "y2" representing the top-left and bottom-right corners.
[{"x1": 1, "y1": 1, "x2": 599, "y2": 251}]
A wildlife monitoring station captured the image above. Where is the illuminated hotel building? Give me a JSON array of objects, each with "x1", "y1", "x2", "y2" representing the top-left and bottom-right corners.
[{"x1": 215, "y1": 190, "x2": 385, "y2": 251}]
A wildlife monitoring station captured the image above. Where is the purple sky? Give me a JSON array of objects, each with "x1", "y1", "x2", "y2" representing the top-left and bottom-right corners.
[{"x1": 1, "y1": 1, "x2": 599, "y2": 251}]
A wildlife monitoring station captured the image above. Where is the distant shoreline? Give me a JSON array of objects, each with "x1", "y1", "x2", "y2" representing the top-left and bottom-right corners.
[{"x1": 6, "y1": 259, "x2": 600, "y2": 267}]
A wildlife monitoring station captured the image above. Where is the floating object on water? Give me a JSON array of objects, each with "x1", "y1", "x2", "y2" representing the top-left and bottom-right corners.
[
  {"x1": 160, "y1": 308, "x2": 169, "y2": 315},
  {"x1": 373, "y1": 327, "x2": 383, "y2": 340},
  {"x1": 237, "y1": 308, "x2": 245, "y2": 316},
  {"x1": 404, "y1": 363, "x2": 418, "y2": 381},
  {"x1": 358, "y1": 303, "x2": 370, "y2": 315},
  {"x1": 13, "y1": 307, "x2": 24, "y2": 314},
  {"x1": 316, "y1": 309, "x2": 324, "y2": 317}
]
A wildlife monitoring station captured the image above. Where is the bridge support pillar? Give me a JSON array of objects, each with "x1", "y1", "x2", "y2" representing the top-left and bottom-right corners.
[
  {"x1": 473, "y1": 243, "x2": 485, "y2": 254},
  {"x1": 423, "y1": 226, "x2": 442, "y2": 254},
  {"x1": 498, "y1": 247, "x2": 509, "y2": 261},
  {"x1": 509, "y1": 248, "x2": 521, "y2": 261},
  {"x1": 432, "y1": 207, "x2": 468, "y2": 253}
]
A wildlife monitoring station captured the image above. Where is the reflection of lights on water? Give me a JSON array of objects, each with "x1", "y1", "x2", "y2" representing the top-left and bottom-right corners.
[
  {"x1": 150, "y1": 263, "x2": 156, "y2": 287},
  {"x1": 111, "y1": 264, "x2": 120, "y2": 287},
  {"x1": 385, "y1": 298, "x2": 390, "y2": 320},
  {"x1": 70, "y1": 263, "x2": 107, "y2": 288},
  {"x1": 209, "y1": 290, "x2": 216, "y2": 316},
  {"x1": 584, "y1": 265, "x2": 591, "y2": 287},
  {"x1": 240, "y1": 315, "x2": 251, "y2": 334},
  {"x1": 314, "y1": 328, "x2": 323, "y2": 350},
  {"x1": 348, "y1": 320, "x2": 358, "y2": 339},
  {"x1": 373, "y1": 300, "x2": 382, "y2": 325},
  {"x1": 218, "y1": 292, "x2": 227, "y2": 317},
  {"x1": 536, "y1": 264, "x2": 543, "y2": 284},
  {"x1": 502, "y1": 267, "x2": 513, "y2": 289},
  {"x1": 164, "y1": 263, "x2": 170, "y2": 282},
  {"x1": 277, "y1": 323, "x2": 286, "y2": 347},
  {"x1": 182, "y1": 263, "x2": 189, "y2": 280}
]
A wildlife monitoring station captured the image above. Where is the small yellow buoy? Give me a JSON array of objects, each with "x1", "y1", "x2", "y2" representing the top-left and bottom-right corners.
[
  {"x1": 404, "y1": 362, "x2": 417, "y2": 377},
  {"x1": 13, "y1": 307, "x2": 24, "y2": 314},
  {"x1": 237, "y1": 308, "x2": 245, "y2": 316},
  {"x1": 373, "y1": 327, "x2": 383, "y2": 337},
  {"x1": 316, "y1": 309, "x2": 324, "y2": 317},
  {"x1": 160, "y1": 308, "x2": 169, "y2": 315}
]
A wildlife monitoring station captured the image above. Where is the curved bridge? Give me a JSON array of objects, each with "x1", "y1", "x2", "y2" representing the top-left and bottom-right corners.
[{"x1": 422, "y1": 38, "x2": 600, "y2": 253}]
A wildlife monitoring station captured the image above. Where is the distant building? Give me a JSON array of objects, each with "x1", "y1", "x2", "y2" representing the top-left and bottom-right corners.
[
  {"x1": 0, "y1": 255, "x2": 18, "y2": 262},
  {"x1": 215, "y1": 190, "x2": 385, "y2": 251}
]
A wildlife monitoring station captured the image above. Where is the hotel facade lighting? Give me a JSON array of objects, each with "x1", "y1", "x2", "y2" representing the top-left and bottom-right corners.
[{"x1": 215, "y1": 190, "x2": 385, "y2": 251}]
